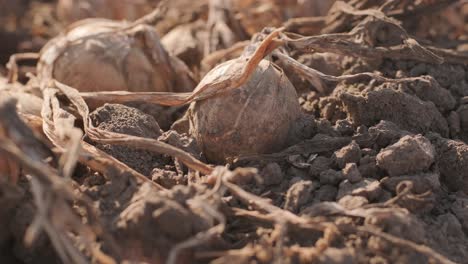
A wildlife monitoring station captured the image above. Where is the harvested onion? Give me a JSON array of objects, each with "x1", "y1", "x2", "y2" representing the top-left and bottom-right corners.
[
  {"x1": 38, "y1": 19, "x2": 195, "y2": 93},
  {"x1": 188, "y1": 58, "x2": 301, "y2": 163}
]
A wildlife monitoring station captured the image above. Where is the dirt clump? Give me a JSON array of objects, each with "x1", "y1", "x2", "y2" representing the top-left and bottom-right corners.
[
  {"x1": 340, "y1": 86, "x2": 449, "y2": 137},
  {"x1": 368, "y1": 120, "x2": 411, "y2": 148},
  {"x1": 319, "y1": 169, "x2": 343, "y2": 186},
  {"x1": 314, "y1": 184, "x2": 338, "y2": 202},
  {"x1": 112, "y1": 183, "x2": 217, "y2": 262},
  {"x1": 332, "y1": 140, "x2": 361, "y2": 169},
  {"x1": 457, "y1": 103, "x2": 468, "y2": 142},
  {"x1": 284, "y1": 180, "x2": 315, "y2": 213},
  {"x1": 430, "y1": 134, "x2": 468, "y2": 193},
  {"x1": 259, "y1": 162, "x2": 284, "y2": 186},
  {"x1": 90, "y1": 104, "x2": 163, "y2": 175},
  {"x1": 309, "y1": 156, "x2": 332, "y2": 178},
  {"x1": 376, "y1": 135, "x2": 435, "y2": 177},
  {"x1": 342, "y1": 163, "x2": 362, "y2": 184},
  {"x1": 0, "y1": 180, "x2": 22, "y2": 248}
]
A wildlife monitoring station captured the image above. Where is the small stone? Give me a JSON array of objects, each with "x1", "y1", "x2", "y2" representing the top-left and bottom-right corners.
[
  {"x1": 342, "y1": 163, "x2": 362, "y2": 183},
  {"x1": 451, "y1": 197, "x2": 468, "y2": 232},
  {"x1": 448, "y1": 111, "x2": 460, "y2": 138},
  {"x1": 316, "y1": 119, "x2": 339, "y2": 136},
  {"x1": 287, "y1": 166, "x2": 309, "y2": 179},
  {"x1": 338, "y1": 195, "x2": 369, "y2": 209},
  {"x1": 375, "y1": 189, "x2": 393, "y2": 203},
  {"x1": 358, "y1": 155, "x2": 379, "y2": 179},
  {"x1": 309, "y1": 156, "x2": 332, "y2": 178},
  {"x1": 380, "y1": 173, "x2": 440, "y2": 194},
  {"x1": 333, "y1": 141, "x2": 361, "y2": 169},
  {"x1": 319, "y1": 169, "x2": 343, "y2": 185},
  {"x1": 284, "y1": 180, "x2": 315, "y2": 213},
  {"x1": 395, "y1": 70, "x2": 407, "y2": 78},
  {"x1": 351, "y1": 181, "x2": 382, "y2": 202},
  {"x1": 430, "y1": 135, "x2": 468, "y2": 192},
  {"x1": 334, "y1": 119, "x2": 354, "y2": 136},
  {"x1": 376, "y1": 135, "x2": 435, "y2": 176},
  {"x1": 337, "y1": 178, "x2": 377, "y2": 200},
  {"x1": 289, "y1": 176, "x2": 305, "y2": 186},
  {"x1": 437, "y1": 213, "x2": 463, "y2": 237},
  {"x1": 361, "y1": 148, "x2": 377, "y2": 156},
  {"x1": 353, "y1": 125, "x2": 374, "y2": 149},
  {"x1": 365, "y1": 208, "x2": 426, "y2": 243},
  {"x1": 260, "y1": 163, "x2": 283, "y2": 186},
  {"x1": 315, "y1": 184, "x2": 338, "y2": 201},
  {"x1": 151, "y1": 168, "x2": 183, "y2": 189},
  {"x1": 368, "y1": 120, "x2": 411, "y2": 148},
  {"x1": 158, "y1": 130, "x2": 200, "y2": 157},
  {"x1": 356, "y1": 125, "x2": 368, "y2": 134},
  {"x1": 458, "y1": 104, "x2": 468, "y2": 142}
]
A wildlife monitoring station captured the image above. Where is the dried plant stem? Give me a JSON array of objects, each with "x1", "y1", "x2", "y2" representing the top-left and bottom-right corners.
[
  {"x1": 0, "y1": 139, "x2": 67, "y2": 193},
  {"x1": 79, "y1": 28, "x2": 284, "y2": 108},
  {"x1": 6, "y1": 52, "x2": 40, "y2": 83},
  {"x1": 129, "y1": 0, "x2": 168, "y2": 26},
  {"x1": 0, "y1": 97, "x2": 119, "y2": 263},
  {"x1": 0, "y1": 139, "x2": 116, "y2": 264},
  {"x1": 88, "y1": 135, "x2": 213, "y2": 175},
  {"x1": 218, "y1": 168, "x2": 328, "y2": 232},
  {"x1": 53, "y1": 80, "x2": 214, "y2": 176},
  {"x1": 167, "y1": 198, "x2": 225, "y2": 264},
  {"x1": 388, "y1": 0, "x2": 458, "y2": 19},
  {"x1": 235, "y1": 136, "x2": 351, "y2": 163},
  {"x1": 274, "y1": 51, "x2": 432, "y2": 93},
  {"x1": 80, "y1": 91, "x2": 193, "y2": 108},
  {"x1": 80, "y1": 141, "x2": 166, "y2": 190},
  {"x1": 28, "y1": 177, "x2": 88, "y2": 264},
  {"x1": 57, "y1": 128, "x2": 82, "y2": 179},
  {"x1": 283, "y1": 16, "x2": 326, "y2": 33},
  {"x1": 282, "y1": 32, "x2": 444, "y2": 64}
]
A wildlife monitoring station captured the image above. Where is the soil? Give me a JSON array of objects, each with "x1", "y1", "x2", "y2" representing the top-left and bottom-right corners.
[
  {"x1": 90, "y1": 103, "x2": 165, "y2": 175},
  {"x1": 1, "y1": 1, "x2": 468, "y2": 264}
]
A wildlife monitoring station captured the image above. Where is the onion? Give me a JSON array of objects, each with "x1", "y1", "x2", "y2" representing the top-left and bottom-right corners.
[
  {"x1": 188, "y1": 58, "x2": 301, "y2": 163},
  {"x1": 38, "y1": 19, "x2": 195, "y2": 93}
]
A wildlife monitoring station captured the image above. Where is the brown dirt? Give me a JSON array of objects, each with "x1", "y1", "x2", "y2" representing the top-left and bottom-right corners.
[
  {"x1": 90, "y1": 103, "x2": 164, "y2": 175},
  {"x1": 1, "y1": 1, "x2": 468, "y2": 264}
]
